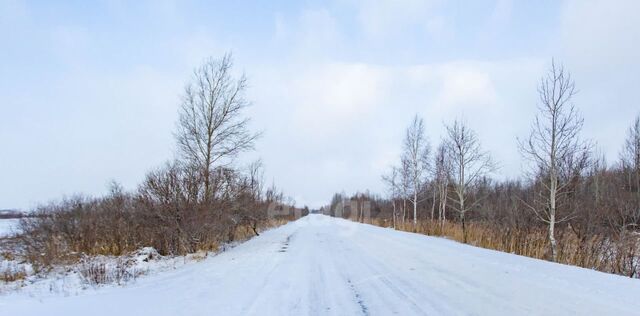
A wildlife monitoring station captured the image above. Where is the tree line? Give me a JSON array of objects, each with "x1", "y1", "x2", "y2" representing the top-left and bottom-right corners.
[
  {"x1": 15, "y1": 54, "x2": 304, "y2": 269},
  {"x1": 324, "y1": 60, "x2": 640, "y2": 278}
]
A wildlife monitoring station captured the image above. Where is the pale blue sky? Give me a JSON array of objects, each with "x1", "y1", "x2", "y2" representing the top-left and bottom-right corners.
[{"x1": 1, "y1": 0, "x2": 639, "y2": 209}]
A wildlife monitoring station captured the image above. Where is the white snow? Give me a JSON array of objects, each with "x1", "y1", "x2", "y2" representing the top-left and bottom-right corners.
[
  {"x1": 0, "y1": 219, "x2": 21, "y2": 237},
  {"x1": 1, "y1": 214, "x2": 639, "y2": 315},
  {"x1": 0, "y1": 247, "x2": 208, "y2": 297}
]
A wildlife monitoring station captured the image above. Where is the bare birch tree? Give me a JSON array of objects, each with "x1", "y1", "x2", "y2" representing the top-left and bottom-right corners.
[
  {"x1": 621, "y1": 114, "x2": 640, "y2": 194},
  {"x1": 382, "y1": 166, "x2": 401, "y2": 229},
  {"x1": 434, "y1": 142, "x2": 451, "y2": 228},
  {"x1": 402, "y1": 115, "x2": 431, "y2": 225},
  {"x1": 400, "y1": 159, "x2": 411, "y2": 223},
  {"x1": 247, "y1": 159, "x2": 265, "y2": 201},
  {"x1": 617, "y1": 114, "x2": 640, "y2": 235},
  {"x1": 519, "y1": 60, "x2": 591, "y2": 262},
  {"x1": 176, "y1": 53, "x2": 260, "y2": 203},
  {"x1": 445, "y1": 119, "x2": 495, "y2": 243}
]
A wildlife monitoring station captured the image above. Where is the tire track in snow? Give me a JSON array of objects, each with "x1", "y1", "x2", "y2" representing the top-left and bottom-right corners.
[
  {"x1": 346, "y1": 279, "x2": 369, "y2": 316},
  {"x1": 240, "y1": 230, "x2": 300, "y2": 315}
]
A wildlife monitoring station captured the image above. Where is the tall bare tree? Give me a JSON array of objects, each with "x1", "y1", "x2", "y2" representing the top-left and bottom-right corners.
[
  {"x1": 519, "y1": 60, "x2": 591, "y2": 262},
  {"x1": 402, "y1": 115, "x2": 431, "y2": 225},
  {"x1": 621, "y1": 114, "x2": 640, "y2": 194},
  {"x1": 616, "y1": 114, "x2": 640, "y2": 236},
  {"x1": 382, "y1": 166, "x2": 401, "y2": 229},
  {"x1": 445, "y1": 119, "x2": 494, "y2": 243},
  {"x1": 247, "y1": 159, "x2": 265, "y2": 201},
  {"x1": 176, "y1": 53, "x2": 259, "y2": 203},
  {"x1": 399, "y1": 159, "x2": 411, "y2": 223},
  {"x1": 433, "y1": 142, "x2": 451, "y2": 228}
]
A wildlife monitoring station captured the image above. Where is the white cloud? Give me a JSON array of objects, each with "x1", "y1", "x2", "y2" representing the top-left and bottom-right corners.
[
  {"x1": 437, "y1": 66, "x2": 497, "y2": 110},
  {"x1": 560, "y1": 0, "x2": 640, "y2": 70},
  {"x1": 289, "y1": 63, "x2": 387, "y2": 135},
  {"x1": 246, "y1": 57, "x2": 545, "y2": 206},
  {"x1": 558, "y1": 0, "x2": 640, "y2": 164},
  {"x1": 4, "y1": 0, "x2": 637, "y2": 210},
  {"x1": 179, "y1": 30, "x2": 225, "y2": 68},
  {"x1": 346, "y1": 0, "x2": 445, "y2": 39},
  {"x1": 271, "y1": 9, "x2": 342, "y2": 62},
  {"x1": 489, "y1": 0, "x2": 513, "y2": 27},
  {"x1": 476, "y1": 0, "x2": 513, "y2": 43}
]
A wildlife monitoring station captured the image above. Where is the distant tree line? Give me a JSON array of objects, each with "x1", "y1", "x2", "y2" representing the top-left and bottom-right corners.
[
  {"x1": 324, "y1": 60, "x2": 640, "y2": 278},
  {"x1": 0, "y1": 209, "x2": 30, "y2": 219},
  {"x1": 16, "y1": 54, "x2": 304, "y2": 269}
]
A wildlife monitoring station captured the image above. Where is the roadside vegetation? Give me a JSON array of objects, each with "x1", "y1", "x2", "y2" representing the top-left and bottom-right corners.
[
  {"x1": 1, "y1": 54, "x2": 304, "y2": 287},
  {"x1": 324, "y1": 60, "x2": 640, "y2": 278}
]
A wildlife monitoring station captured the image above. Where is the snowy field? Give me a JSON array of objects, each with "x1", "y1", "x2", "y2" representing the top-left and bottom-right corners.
[
  {"x1": 1, "y1": 214, "x2": 639, "y2": 315},
  {"x1": 0, "y1": 219, "x2": 21, "y2": 237}
]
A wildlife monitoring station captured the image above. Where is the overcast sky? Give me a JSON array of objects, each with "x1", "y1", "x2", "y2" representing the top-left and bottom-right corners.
[{"x1": 1, "y1": 0, "x2": 639, "y2": 210}]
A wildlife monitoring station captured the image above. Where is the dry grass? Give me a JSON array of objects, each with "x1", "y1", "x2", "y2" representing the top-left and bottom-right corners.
[
  {"x1": 17, "y1": 214, "x2": 294, "y2": 271},
  {"x1": 229, "y1": 218, "x2": 290, "y2": 243},
  {"x1": 1, "y1": 250, "x2": 15, "y2": 261},
  {"x1": 1, "y1": 266, "x2": 27, "y2": 283},
  {"x1": 78, "y1": 259, "x2": 145, "y2": 286}
]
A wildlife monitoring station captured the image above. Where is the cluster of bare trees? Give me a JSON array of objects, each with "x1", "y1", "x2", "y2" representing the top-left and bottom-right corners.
[
  {"x1": 328, "y1": 60, "x2": 640, "y2": 277},
  {"x1": 380, "y1": 115, "x2": 495, "y2": 243},
  {"x1": 17, "y1": 54, "x2": 301, "y2": 268}
]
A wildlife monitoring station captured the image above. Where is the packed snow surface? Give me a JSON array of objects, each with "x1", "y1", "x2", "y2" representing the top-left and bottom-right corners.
[{"x1": 2, "y1": 214, "x2": 639, "y2": 315}]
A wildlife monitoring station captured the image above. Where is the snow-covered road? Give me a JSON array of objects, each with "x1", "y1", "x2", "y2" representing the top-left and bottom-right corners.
[{"x1": 3, "y1": 214, "x2": 640, "y2": 315}]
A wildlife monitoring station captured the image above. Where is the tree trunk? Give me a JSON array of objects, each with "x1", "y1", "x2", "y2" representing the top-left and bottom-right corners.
[
  {"x1": 402, "y1": 199, "x2": 407, "y2": 224},
  {"x1": 438, "y1": 190, "x2": 447, "y2": 232},
  {"x1": 549, "y1": 170, "x2": 558, "y2": 262},
  {"x1": 461, "y1": 211, "x2": 467, "y2": 244},
  {"x1": 459, "y1": 159, "x2": 467, "y2": 243},
  {"x1": 392, "y1": 200, "x2": 397, "y2": 229},
  {"x1": 413, "y1": 191, "x2": 418, "y2": 225},
  {"x1": 439, "y1": 186, "x2": 447, "y2": 229},
  {"x1": 431, "y1": 187, "x2": 436, "y2": 220},
  {"x1": 204, "y1": 165, "x2": 211, "y2": 203},
  {"x1": 251, "y1": 222, "x2": 260, "y2": 236},
  {"x1": 549, "y1": 174, "x2": 558, "y2": 262},
  {"x1": 459, "y1": 183, "x2": 467, "y2": 243}
]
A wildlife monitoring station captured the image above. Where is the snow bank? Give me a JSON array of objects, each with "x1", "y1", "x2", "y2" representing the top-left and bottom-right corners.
[{"x1": 0, "y1": 246, "x2": 210, "y2": 297}]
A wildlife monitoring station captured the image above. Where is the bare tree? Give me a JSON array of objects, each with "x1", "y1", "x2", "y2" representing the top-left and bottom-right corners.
[
  {"x1": 519, "y1": 60, "x2": 591, "y2": 262},
  {"x1": 176, "y1": 53, "x2": 260, "y2": 203},
  {"x1": 621, "y1": 114, "x2": 640, "y2": 194},
  {"x1": 433, "y1": 142, "x2": 451, "y2": 228},
  {"x1": 445, "y1": 119, "x2": 495, "y2": 243},
  {"x1": 247, "y1": 159, "x2": 265, "y2": 201},
  {"x1": 382, "y1": 166, "x2": 401, "y2": 229},
  {"x1": 402, "y1": 115, "x2": 431, "y2": 225},
  {"x1": 614, "y1": 114, "x2": 640, "y2": 236},
  {"x1": 399, "y1": 159, "x2": 411, "y2": 223}
]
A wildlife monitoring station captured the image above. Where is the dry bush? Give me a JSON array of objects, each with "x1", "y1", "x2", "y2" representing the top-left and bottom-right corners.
[
  {"x1": 78, "y1": 259, "x2": 143, "y2": 286},
  {"x1": 78, "y1": 261, "x2": 108, "y2": 285},
  {"x1": 10, "y1": 54, "x2": 296, "y2": 274},
  {"x1": 1, "y1": 250, "x2": 15, "y2": 261},
  {"x1": 15, "y1": 164, "x2": 298, "y2": 270},
  {"x1": 1, "y1": 266, "x2": 27, "y2": 283}
]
